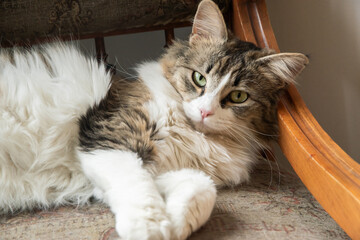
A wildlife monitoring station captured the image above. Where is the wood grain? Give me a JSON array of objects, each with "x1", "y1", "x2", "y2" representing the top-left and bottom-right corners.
[
  {"x1": 231, "y1": 0, "x2": 360, "y2": 238},
  {"x1": 232, "y1": 0, "x2": 257, "y2": 44}
]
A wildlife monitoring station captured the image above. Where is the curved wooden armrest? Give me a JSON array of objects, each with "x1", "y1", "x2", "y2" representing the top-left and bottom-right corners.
[{"x1": 232, "y1": 0, "x2": 360, "y2": 238}]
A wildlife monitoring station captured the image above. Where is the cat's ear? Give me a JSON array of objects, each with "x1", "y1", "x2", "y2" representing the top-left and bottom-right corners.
[
  {"x1": 256, "y1": 53, "x2": 309, "y2": 83},
  {"x1": 190, "y1": 0, "x2": 228, "y2": 44}
]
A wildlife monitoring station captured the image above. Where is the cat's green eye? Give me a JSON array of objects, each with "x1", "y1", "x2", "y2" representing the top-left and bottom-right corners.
[
  {"x1": 229, "y1": 91, "x2": 248, "y2": 103},
  {"x1": 192, "y1": 71, "x2": 206, "y2": 87}
]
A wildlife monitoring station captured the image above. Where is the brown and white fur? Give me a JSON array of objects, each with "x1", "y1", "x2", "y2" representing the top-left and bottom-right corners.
[{"x1": 0, "y1": 1, "x2": 308, "y2": 239}]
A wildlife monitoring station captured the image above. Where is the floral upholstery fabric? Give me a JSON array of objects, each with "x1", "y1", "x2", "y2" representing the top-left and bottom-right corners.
[{"x1": 0, "y1": 163, "x2": 349, "y2": 240}]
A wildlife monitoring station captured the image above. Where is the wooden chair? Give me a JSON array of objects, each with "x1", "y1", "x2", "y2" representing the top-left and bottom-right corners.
[
  {"x1": 231, "y1": 1, "x2": 360, "y2": 238},
  {"x1": 1, "y1": 0, "x2": 359, "y2": 238}
]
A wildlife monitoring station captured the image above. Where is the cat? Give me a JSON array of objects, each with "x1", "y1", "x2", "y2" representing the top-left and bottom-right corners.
[{"x1": 0, "y1": 0, "x2": 308, "y2": 239}]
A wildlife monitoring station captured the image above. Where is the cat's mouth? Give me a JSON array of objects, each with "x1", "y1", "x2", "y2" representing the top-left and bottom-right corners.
[
  {"x1": 182, "y1": 102, "x2": 222, "y2": 134},
  {"x1": 191, "y1": 117, "x2": 218, "y2": 134}
]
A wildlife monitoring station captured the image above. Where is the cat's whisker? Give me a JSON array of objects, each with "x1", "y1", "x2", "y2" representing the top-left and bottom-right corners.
[
  {"x1": 261, "y1": 148, "x2": 274, "y2": 188},
  {"x1": 222, "y1": 127, "x2": 276, "y2": 187},
  {"x1": 230, "y1": 125, "x2": 280, "y2": 189},
  {"x1": 222, "y1": 122, "x2": 274, "y2": 166},
  {"x1": 220, "y1": 124, "x2": 252, "y2": 145},
  {"x1": 221, "y1": 118, "x2": 277, "y2": 141},
  {"x1": 262, "y1": 147, "x2": 282, "y2": 189},
  {"x1": 114, "y1": 68, "x2": 137, "y2": 79},
  {"x1": 226, "y1": 130, "x2": 261, "y2": 156},
  {"x1": 223, "y1": 123, "x2": 279, "y2": 189},
  {"x1": 118, "y1": 75, "x2": 137, "y2": 81},
  {"x1": 221, "y1": 120, "x2": 268, "y2": 149},
  {"x1": 222, "y1": 125, "x2": 262, "y2": 156},
  {"x1": 260, "y1": 148, "x2": 278, "y2": 189},
  {"x1": 240, "y1": 130, "x2": 270, "y2": 154},
  {"x1": 236, "y1": 123, "x2": 279, "y2": 138},
  {"x1": 112, "y1": 58, "x2": 137, "y2": 79}
]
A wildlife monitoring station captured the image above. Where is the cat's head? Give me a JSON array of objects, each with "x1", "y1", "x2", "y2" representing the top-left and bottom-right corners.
[{"x1": 161, "y1": 0, "x2": 308, "y2": 143}]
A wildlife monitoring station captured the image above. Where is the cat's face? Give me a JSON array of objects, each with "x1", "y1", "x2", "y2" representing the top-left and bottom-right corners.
[{"x1": 161, "y1": 0, "x2": 308, "y2": 142}]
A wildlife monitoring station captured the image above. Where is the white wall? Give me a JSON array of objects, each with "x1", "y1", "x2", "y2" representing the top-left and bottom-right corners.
[
  {"x1": 80, "y1": 0, "x2": 360, "y2": 162},
  {"x1": 267, "y1": 0, "x2": 360, "y2": 161}
]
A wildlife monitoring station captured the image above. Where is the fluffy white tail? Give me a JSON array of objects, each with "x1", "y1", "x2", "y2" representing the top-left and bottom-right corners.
[
  {"x1": 0, "y1": 43, "x2": 111, "y2": 212},
  {"x1": 0, "y1": 43, "x2": 111, "y2": 120}
]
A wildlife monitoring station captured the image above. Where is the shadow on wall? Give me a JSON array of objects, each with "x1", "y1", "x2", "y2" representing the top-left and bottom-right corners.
[{"x1": 267, "y1": 0, "x2": 360, "y2": 161}]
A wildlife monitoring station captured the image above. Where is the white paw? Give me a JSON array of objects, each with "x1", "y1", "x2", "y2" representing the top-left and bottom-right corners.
[
  {"x1": 115, "y1": 208, "x2": 171, "y2": 240},
  {"x1": 156, "y1": 169, "x2": 217, "y2": 240}
]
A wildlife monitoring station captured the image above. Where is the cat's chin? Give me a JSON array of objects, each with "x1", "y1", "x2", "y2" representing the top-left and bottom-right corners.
[
  {"x1": 192, "y1": 120, "x2": 219, "y2": 134},
  {"x1": 193, "y1": 122, "x2": 208, "y2": 134}
]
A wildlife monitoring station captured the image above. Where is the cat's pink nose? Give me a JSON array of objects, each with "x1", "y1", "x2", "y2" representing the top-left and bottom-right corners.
[{"x1": 200, "y1": 109, "x2": 213, "y2": 119}]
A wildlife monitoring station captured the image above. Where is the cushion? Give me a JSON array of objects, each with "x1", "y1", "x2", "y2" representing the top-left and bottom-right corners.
[{"x1": 0, "y1": 163, "x2": 348, "y2": 239}]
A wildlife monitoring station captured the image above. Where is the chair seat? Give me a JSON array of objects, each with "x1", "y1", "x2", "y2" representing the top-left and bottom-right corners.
[
  {"x1": 191, "y1": 163, "x2": 349, "y2": 239},
  {"x1": 0, "y1": 163, "x2": 348, "y2": 240}
]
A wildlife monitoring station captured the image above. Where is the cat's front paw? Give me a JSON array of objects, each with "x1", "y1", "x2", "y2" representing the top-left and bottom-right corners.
[
  {"x1": 116, "y1": 218, "x2": 170, "y2": 240},
  {"x1": 112, "y1": 193, "x2": 171, "y2": 240},
  {"x1": 115, "y1": 210, "x2": 171, "y2": 240},
  {"x1": 156, "y1": 169, "x2": 216, "y2": 240}
]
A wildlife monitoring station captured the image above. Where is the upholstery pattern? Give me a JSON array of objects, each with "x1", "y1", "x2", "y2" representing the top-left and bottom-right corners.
[
  {"x1": 0, "y1": 0, "x2": 230, "y2": 46},
  {"x1": 0, "y1": 163, "x2": 349, "y2": 240}
]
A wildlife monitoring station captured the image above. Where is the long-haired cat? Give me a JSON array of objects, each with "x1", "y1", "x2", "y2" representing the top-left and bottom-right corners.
[{"x1": 0, "y1": 0, "x2": 308, "y2": 239}]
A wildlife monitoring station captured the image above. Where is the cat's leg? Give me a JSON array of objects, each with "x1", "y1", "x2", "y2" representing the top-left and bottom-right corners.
[
  {"x1": 78, "y1": 149, "x2": 170, "y2": 240},
  {"x1": 155, "y1": 169, "x2": 216, "y2": 240}
]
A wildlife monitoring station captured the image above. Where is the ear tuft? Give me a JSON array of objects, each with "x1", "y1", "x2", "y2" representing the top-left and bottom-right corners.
[
  {"x1": 190, "y1": 0, "x2": 228, "y2": 44},
  {"x1": 256, "y1": 53, "x2": 309, "y2": 83}
]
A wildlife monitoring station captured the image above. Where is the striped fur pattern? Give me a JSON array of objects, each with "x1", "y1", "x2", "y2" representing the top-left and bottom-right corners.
[{"x1": 0, "y1": 1, "x2": 308, "y2": 239}]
